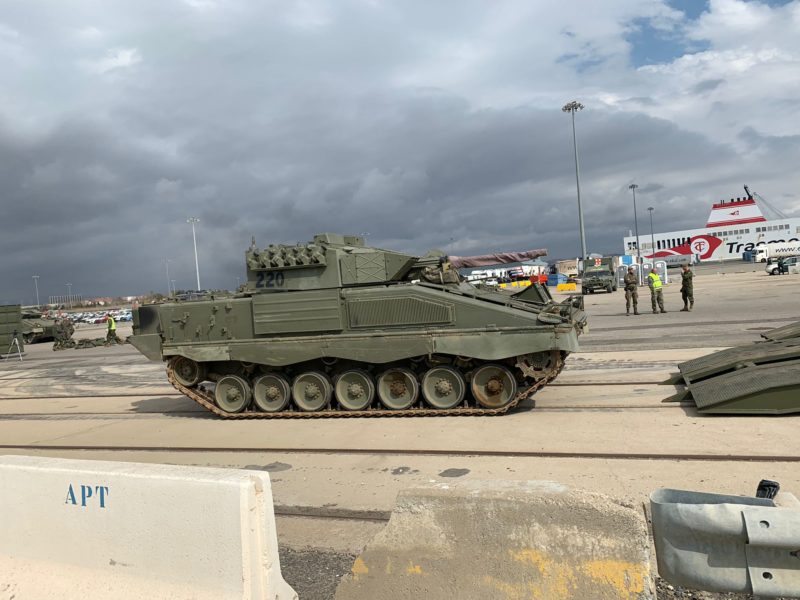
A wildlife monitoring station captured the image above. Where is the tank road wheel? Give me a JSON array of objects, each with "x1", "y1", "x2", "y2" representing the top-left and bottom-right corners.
[
  {"x1": 471, "y1": 364, "x2": 518, "y2": 409},
  {"x1": 171, "y1": 356, "x2": 206, "y2": 388},
  {"x1": 214, "y1": 374, "x2": 252, "y2": 413},
  {"x1": 292, "y1": 371, "x2": 333, "y2": 412},
  {"x1": 253, "y1": 374, "x2": 291, "y2": 413},
  {"x1": 334, "y1": 370, "x2": 375, "y2": 411},
  {"x1": 377, "y1": 368, "x2": 419, "y2": 410},
  {"x1": 421, "y1": 366, "x2": 466, "y2": 409}
]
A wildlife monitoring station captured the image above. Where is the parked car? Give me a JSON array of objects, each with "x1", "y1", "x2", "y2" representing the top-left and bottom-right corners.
[{"x1": 766, "y1": 255, "x2": 800, "y2": 275}]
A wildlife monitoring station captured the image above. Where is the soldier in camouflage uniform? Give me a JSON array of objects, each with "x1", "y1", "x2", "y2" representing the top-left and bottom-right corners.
[
  {"x1": 51, "y1": 321, "x2": 62, "y2": 350},
  {"x1": 52, "y1": 318, "x2": 76, "y2": 351},
  {"x1": 680, "y1": 264, "x2": 694, "y2": 312},
  {"x1": 623, "y1": 266, "x2": 639, "y2": 316}
]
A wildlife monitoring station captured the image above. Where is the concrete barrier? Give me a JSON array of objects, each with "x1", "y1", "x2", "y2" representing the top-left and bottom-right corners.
[
  {"x1": 0, "y1": 455, "x2": 297, "y2": 600},
  {"x1": 335, "y1": 480, "x2": 653, "y2": 600}
]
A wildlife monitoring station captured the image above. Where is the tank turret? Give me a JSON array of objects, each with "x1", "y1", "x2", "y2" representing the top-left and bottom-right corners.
[
  {"x1": 244, "y1": 233, "x2": 548, "y2": 291},
  {"x1": 130, "y1": 233, "x2": 586, "y2": 419}
]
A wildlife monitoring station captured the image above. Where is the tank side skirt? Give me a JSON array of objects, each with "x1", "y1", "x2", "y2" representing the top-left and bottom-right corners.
[{"x1": 162, "y1": 327, "x2": 580, "y2": 366}]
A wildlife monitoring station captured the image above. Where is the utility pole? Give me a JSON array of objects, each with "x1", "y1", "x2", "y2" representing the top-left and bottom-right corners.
[
  {"x1": 629, "y1": 184, "x2": 641, "y2": 263},
  {"x1": 32, "y1": 275, "x2": 40, "y2": 308},
  {"x1": 66, "y1": 283, "x2": 72, "y2": 309},
  {"x1": 562, "y1": 101, "x2": 588, "y2": 270},
  {"x1": 187, "y1": 217, "x2": 201, "y2": 291}
]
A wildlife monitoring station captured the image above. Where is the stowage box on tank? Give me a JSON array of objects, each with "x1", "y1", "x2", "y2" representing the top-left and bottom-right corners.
[{"x1": 129, "y1": 234, "x2": 586, "y2": 418}]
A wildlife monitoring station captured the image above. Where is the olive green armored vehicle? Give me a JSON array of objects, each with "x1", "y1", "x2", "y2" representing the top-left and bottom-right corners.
[
  {"x1": 130, "y1": 234, "x2": 586, "y2": 418},
  {"x1": 20, "y1": 310, "x2": 56, "y2": 344}
]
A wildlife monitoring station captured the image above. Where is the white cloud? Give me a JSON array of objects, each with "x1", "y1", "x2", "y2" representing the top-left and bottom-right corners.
[
  {"x1": 74, "y1": 26, "x2": 103, "y2": 40},
  {"x1": 284, "y1": 0, "x2": 331, "y2": 30},
  {"x1": 82, "y1": 47, "x2": 141, "y2": 74},
  {"x1": 0, "y1": 23, "x2": 20, "y2": 39},
  {"x1": 182, "y1": 0, "x2": 218, "y2": 9}
]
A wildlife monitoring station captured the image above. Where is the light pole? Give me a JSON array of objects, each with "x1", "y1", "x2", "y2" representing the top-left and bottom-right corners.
[
  {"x1": 187, "y1": 217, "x2": 201, "y2": 291},
  {"x1": 648, "y1": 207, "x2": 656, "y2": 261},
  {"x1": 32, "y1": 275, "x2": 40, "y2": 308},
  {"x1": 163, "y1": 258, "x2": 172, "y2": 297},
  {"x1": 629, "y1": 184, "x2": 641, "y2": 263},
  {"x1": 66, "y1": 283, "x2": 72, "y2": 309},
  {"x1": 171, "y1": 279, "x2": 176, "y2": 295},
  {"x1": 562, "y1": 100, "x2": 588, "y2": 268}
]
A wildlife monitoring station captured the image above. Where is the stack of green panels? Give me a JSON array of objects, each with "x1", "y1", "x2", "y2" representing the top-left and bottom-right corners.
[{"x1": 0, "y1": 304, "x2": 24, "y2": 353}]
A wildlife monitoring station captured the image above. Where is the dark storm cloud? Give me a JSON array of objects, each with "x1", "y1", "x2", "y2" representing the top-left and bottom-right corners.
[
  {"x1": 0, "y1": 91, "x2": 743, "y2": 303},
  {"x1": 0, "y1": 0, "x2": 797, "y2": 303}
]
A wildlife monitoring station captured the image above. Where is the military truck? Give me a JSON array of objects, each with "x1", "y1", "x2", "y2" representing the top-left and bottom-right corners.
[
  {"x1": 20, "y1": 310, "x2": 56, "y2": 344},
  {"x1": 581, "y1": 257, "x2": 617, "y2": 294},
  {"x1": 130, "y1": 234, "x2": 587, "y2": 418}
]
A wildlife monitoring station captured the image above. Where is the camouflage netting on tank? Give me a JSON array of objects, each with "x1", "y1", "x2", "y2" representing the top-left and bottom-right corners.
[{"x1": 448, "y1": 249, "x2": 547, "y2": 268}]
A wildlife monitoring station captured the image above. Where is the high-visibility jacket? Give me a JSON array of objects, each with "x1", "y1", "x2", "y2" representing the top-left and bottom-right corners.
[
  {"x1": 648, "y1": 272, "x2": 663, "y2": 290},
  {"x1": 108, "y1": 316, "x2": 116, "y2": 331}
]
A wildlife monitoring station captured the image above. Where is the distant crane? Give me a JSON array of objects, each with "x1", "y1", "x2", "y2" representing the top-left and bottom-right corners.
[{"x1": 744, "y1": 184, "x2": 787, "y2": 220}]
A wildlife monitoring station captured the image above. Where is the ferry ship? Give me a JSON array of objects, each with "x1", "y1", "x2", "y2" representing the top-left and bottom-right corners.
[{"x1": 622, "y1": 186, "x2": 800, "y2": 263}]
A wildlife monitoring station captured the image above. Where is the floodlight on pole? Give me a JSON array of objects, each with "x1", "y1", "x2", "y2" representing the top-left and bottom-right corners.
[
  {"x1": 562, "y1": 100, "x2": 588, "y2": 268},
  {"x1": 629, "y1": 184, "x2": 641, "y2": 263},
  {"x1": 32, "y1": 275, "x2": 40, "y2": 308},
  {"x1": 187, "y1": 217, "x2": 201, "y2": 291},
  {"x1": 648, "y1": 207, "x2": 656, "y2": 260}
]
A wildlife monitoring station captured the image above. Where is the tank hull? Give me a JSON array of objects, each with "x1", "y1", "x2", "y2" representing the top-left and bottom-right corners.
[
  {"x1": 134, "y1": 283, "x2": 581, "y2": 363},
  {"x1": 132, "y1": 283, "x2": 584, "y2": 417},
  {"x1": 20, "y1": 317, "x2": 56, "y2": 344}
]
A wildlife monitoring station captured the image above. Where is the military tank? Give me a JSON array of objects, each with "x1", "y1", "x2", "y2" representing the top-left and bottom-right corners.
[
  {"x1": 20, "y1": 310, "x2": 56, "y2": 344},
  {"x1": 129, "y1": 234, "x2": 586, "y2": 418}
]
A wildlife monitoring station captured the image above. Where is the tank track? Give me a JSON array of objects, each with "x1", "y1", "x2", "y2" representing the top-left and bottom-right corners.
[{"x1": 166, "y1": 355, "x2": 564, "y2": 419}]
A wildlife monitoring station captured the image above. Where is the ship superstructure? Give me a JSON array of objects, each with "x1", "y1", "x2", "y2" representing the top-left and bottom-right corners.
[{"x1": 623, "y1": 186, "x2": 800, "y2": 262}]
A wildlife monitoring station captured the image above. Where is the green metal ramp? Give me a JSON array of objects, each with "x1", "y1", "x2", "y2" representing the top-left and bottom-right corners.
[
  {"x1": 678, "y1": 340, "x2": 800, "y2": 414},
  {"x1": 761, "y1": 320, "x2": 800, "y2": 341},
  {"x1": 686, "y1": 360, "x2": 800, "y2": 414}
]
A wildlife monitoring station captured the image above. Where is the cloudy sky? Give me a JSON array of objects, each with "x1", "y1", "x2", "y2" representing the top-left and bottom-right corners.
[{"x1": 1, "y1": 0, "x2": 799, "y2": 303}]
